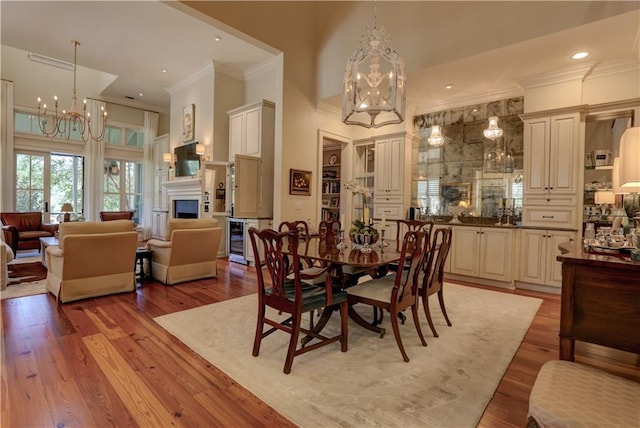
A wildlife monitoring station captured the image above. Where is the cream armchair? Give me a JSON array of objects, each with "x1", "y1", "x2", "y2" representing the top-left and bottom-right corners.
[
  {"x1": 146, "y1": 218, "x2": 221, "y2": 285},
  {"x1": 46, "y1": 220, "x2": 137, "y2": 303}
]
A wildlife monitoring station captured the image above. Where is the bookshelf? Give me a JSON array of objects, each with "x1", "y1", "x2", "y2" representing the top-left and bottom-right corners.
[{"x1": 321, "y1": 146, "x2": 341, "y2": 221}]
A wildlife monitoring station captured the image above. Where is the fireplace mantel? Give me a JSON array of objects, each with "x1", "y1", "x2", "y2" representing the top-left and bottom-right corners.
[{"x1": 164, "y1": 178, "x2": 202, "y2": 218}]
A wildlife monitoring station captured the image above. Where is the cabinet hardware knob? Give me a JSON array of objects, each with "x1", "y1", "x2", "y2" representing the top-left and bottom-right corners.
[{"x1": 542, "y1": 215, "x2": 554, "y2": 218}]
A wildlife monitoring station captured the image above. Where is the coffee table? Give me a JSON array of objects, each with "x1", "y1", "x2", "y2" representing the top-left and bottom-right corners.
[{"x1": 39, "y1": 236, "x2": 59, "y2": 267}]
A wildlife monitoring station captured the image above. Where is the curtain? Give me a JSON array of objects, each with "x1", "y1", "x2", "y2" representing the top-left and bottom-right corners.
[
  {"x1": 0, "y1": 80, "x2": 15, "y2": 212},
  {"x1": 143, "y1": 111, "x2": 159, "y2": 238}
]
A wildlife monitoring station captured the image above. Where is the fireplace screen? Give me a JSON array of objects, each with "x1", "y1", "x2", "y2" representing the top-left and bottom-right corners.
[{"x1": 174, "y1": 199, "x2": 198, "y2": 218}]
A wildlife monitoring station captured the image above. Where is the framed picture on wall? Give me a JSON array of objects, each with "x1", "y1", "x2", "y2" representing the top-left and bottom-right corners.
[
  {"x1": 183, "y1": 104, "x2": 195, "y2": 142},
  {"x1": 440, "y1": 182, "x2": 471, "y2": 210},
  {"x1": 289, "y1": 169, "x2": 312, "y2": 195}
]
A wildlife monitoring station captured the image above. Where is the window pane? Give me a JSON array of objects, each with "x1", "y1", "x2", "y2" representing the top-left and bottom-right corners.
[
  {"x1": 104, "y1": 160, "x2": 121, "y2": 192},
  {"x1": 16, "y1": 190, "x2": 29, "y2": 211},
  {"x1": 14, "y1": 112, "x2": 33, "y2": 133},
  {"x1": 103, "y1": 194, "x2": 120, "y2": 211},
  {"x1": 126, "y1": 129, "x2": 144, "y2": 148},
  {"x1": 104, "y1": 126, "x2": 122, "y2": 145}
]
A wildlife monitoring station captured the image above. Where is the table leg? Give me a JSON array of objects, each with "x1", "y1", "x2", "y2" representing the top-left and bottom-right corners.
[{"x1": 348, "y1": 305, "x2": 385, "y2": 338}]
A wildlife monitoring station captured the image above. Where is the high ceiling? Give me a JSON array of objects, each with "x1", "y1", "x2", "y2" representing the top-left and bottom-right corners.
[{"x1": 2, "y1": 1, "x2": 639, "y2": 115}]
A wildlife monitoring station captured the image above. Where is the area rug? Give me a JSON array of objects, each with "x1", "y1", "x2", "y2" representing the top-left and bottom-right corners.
[
  {"x1": 155, "y1": 283, "x2": 542, "y2": 427},
  {"x1": 2, "y1": 257, "x2": 48, "y2": 300}
]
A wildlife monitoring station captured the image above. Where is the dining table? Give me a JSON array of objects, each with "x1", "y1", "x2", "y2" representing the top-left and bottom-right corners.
[{"x1": 283, "y1": 234, "x2": 404, "y2": 345}]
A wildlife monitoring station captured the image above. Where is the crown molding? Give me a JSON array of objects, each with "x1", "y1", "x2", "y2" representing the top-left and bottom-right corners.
[
  {"x1": 414, "y1": 86, "x2": 523, "y2": 116},
  {"x1": 517, "y1": 62, "x2": 596, "y2": 89},
  {"x1": 316, "y1": 100, "x2": 342, "y2": 117},
  {"x1": 586, "y1": 59, "x2": 640, "y2": 80},
  {"x1": 165, "y1": 62, "x2": 213, "y2": 95},
  {"x1": 212, "y1": 61, "x2": 245, "y2": 80},
  {"x1": 244, "y1": 55, "x2": 280, "y2": 80}
]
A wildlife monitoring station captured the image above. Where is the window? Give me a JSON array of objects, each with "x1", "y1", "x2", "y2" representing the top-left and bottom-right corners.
[
  {"x1": 416, "y1": 147, "x2": 443, "y2": 215},
  {"x1": 14, "y1": 111, "x2": 84, "y2": 141},
  {"x1": 104, "y1": 125, "x2": 144, "y2": 147},
  {"x1": 103, "y1": 159, "x2": 142, "y2": 224}
]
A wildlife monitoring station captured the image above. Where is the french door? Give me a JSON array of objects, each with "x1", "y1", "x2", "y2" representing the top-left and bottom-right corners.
[{"x1": 15, "y1": 151, "x2": 84, "y2": 223}]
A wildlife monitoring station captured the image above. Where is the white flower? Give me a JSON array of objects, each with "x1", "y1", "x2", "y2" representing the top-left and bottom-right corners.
[{"x1": 344, "y1": 180, "x2": 371, "y2": 197}]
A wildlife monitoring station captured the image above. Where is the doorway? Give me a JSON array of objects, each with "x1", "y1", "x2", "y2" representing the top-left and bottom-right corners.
[{"x1": 14, "y1": 151, "x2": 84, "y2": 223}]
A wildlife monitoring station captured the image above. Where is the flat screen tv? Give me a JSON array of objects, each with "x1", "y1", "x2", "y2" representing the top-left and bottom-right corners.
[{"x1": 174, "y1": 142, "x2": 200, "y2": 177}]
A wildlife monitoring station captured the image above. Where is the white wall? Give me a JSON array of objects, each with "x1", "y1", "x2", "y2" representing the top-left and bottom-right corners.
[{"x1": 169, "y1": 66, "x2": 214, "y2": 155}]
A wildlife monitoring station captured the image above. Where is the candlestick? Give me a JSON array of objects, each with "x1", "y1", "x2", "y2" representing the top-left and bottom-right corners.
[
  {"x1": 363, "y1": 207, "x2": 370, "y2": 225},
  {"x1": 381, "y1": 214, "x2": 386, "y2": 230}
]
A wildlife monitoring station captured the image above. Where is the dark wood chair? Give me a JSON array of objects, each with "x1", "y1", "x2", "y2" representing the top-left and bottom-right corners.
[
  {"x1": 318, "y1": 219, "x2": 341, "y2": 243},
  {"x1": 394, "y1": 219, "x2": 434, "y2": 251},
  {"x1": 99, "y1": 211, "x2": 134, "y2": 221},
  {"x1": 419, "y1": 227, "x2": 453, "y2": 337},
  {"x1": 346, "y1": 230, "x2": 428, "y2": 362},
  {"x1": 248, "y1": 227, "x2": 348, "y2": 374}
]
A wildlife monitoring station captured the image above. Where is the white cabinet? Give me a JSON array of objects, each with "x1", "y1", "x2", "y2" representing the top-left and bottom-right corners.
[
  {"x1": 449, "y1": 226, "x2": 514, "y2": 282},
  {"x1": 228, "y1": 100, "x2": 275, "y2": 219},
  {"x1": 522, "y1": 112, "x2": 580, "y2": 229},
  {"x1": 519, "y1": 229, "x2": 576, "y2": 288},
  {"x1": 152, "y1": 134, "x2": 169, "y2": 173},
  {"x1": 152, "y1": 171, "x2": 168, "y2": 211},
  {"x1": 228, "y1": 100, "x2": 275, "y2": 162},
  {"x1": 374, "y1": 136, "x2": 405, "y2": 201},
  {"x1": 151, "y1": 211, "x2": 167, "y2": 240}
]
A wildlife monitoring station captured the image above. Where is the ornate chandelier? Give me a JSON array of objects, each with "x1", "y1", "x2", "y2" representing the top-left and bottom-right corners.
[
  {"x1": 428, "y1": 124, "x2": 445, "y2": 147},
  {"x1": 342, "y1": 1, "x2": 406, "y2": 128},
  {"x1": 483, "y1": 116, "x2": 503, "y2": 140},
  {"x1": 36, "y1": 40, "x2": 107, "y2": 142}
]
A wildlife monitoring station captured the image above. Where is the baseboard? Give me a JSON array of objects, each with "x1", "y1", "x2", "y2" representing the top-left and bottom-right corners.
[
  {"x1": 515, "y1": 281, "x2": 561, "y2": 295},
  {"x1": 444, "y1": 273, "x2": 515, "y2": 290}
]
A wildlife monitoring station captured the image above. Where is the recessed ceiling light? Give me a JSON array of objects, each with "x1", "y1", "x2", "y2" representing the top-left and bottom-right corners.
[
  {"x1": 445, "y1": 84, "x2": 453, "y2": 90},
  {"x1": 571, "y1": 51, "x2": 589, "y2": 60},
  {"x1": 161, "y1": 68, "x2": 168, "y2": 73},
  {"x1": 139, "y1": 92, "x2": 144, "y2": 97},
  {"x1": 215, "y1": 36, "x2": 222, "y2": 42}
]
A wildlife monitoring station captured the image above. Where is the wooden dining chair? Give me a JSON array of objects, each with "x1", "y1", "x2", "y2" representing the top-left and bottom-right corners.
[
  {"x1": 346, "y1": 230, "x2": 428, "y2": 362},
  {"x1": 394, "y1": 219, "x2": 434, "y2": 252},
  {"x1": 248, "y1": 227, "x2": 348, "y2": 374},
  {"x1": 278, "y1": 220, "x2": 327, "y2": 328},
  {"x1": 419, "y1": 227, "x2": 453, "y2": 337}
]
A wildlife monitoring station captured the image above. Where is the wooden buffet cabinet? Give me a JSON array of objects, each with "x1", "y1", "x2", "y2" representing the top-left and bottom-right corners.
[{"x1": 557, "y1": 241, "x2": 640, "y2": 361}]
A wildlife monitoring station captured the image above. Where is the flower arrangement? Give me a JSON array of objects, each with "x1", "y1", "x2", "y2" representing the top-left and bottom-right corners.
[{"x1": 344, "y1": 180, "x2": 371, "y2": 198}]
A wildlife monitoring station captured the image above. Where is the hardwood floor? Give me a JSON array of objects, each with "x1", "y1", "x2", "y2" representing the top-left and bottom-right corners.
[{"x1": 2, "y1": 260, "x2": 638, "y2": 427}]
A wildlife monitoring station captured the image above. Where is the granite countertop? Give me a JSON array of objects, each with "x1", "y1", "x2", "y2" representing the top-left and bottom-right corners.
[{"x1": 430, "y1": 216, "x2": 578, "y2": 231}]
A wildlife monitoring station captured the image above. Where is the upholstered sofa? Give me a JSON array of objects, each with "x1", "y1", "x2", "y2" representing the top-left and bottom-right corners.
[
  {"x1": 146, "y1": 218, "x2": 221, "y2": 285},
  {"x1": 45, "y1": 220, "x2": 137, "y2": 303},
  {"x1": 1, "y1": 212, "x2": 58, "y2": 255}
]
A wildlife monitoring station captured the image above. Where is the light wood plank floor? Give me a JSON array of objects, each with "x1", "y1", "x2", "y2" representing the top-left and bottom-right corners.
[{"x1": 2, "y1": 259, "x2": 638, "y2": 427}]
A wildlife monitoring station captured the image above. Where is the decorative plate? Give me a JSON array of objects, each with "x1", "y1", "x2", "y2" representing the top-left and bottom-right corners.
[{"x1": 328, "y1": 153, "x2": 338, "y2": 165}]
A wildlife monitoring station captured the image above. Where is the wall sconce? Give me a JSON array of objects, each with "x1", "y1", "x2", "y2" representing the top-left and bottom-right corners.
[
  {"x1": 196, "y1": 143, "x2": 205, "y2": 156},
  {"x1": 619, "y1": 126, "x2": 640, "y2": 187},
  {"x1": 163, "y1": 152, "x2": 172, "y2": 163}
]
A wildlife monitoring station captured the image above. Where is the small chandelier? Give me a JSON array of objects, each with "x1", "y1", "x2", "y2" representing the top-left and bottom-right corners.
[
  {"x1": 428, "y1": 124, "x2": 445, "y2": 147},
  {"x1": 342, "y1": 1, "x2": 406, "y2": 128},
  {"x1": 483, "y1": 116, "x2": 503, "y2": 140},
  {"x1": 36, "y1": 40, "x2": 107, "y2": 142}
]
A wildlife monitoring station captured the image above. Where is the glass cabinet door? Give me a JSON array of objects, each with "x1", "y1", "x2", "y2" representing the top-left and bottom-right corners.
[{"x1": 353, "y1": 142, "x2": 375, "y2": 221}]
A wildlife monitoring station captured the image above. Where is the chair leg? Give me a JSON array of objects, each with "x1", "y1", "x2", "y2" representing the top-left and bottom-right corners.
[
  {"x1": 252, "y1": 304, "x2": 266, "y2": 356},
  {"x1": 411, "y1": 304, "x2": 427, "y2": 347},
  {"x1": 340, "y1": 302, "x2": 348, "y2": 352},
  {"x1": 422, "y1": 294, "x2": 439, "y2": 337},
  {"x1": 283, "y1": 312, "x2": 302, "y2": 374},
  {"x1": 438, "y1": 290, "x2": 452, "y2": 327},
  {"x1": 390, "y1": 310, "x2": 409, "y2": 362}
]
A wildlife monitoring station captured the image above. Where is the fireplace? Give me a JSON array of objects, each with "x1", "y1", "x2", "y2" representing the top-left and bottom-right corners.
[{"x1": 174, "y1": 199, "x2": 199, "y2": 219}]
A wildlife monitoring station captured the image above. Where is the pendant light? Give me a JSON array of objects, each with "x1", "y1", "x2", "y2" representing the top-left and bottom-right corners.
[{"x1": 342, "y1": 1, "x2": 406, "y2": 128}]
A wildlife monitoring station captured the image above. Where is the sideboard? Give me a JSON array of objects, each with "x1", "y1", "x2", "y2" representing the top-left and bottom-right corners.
[{"x1": 557, "y1": 241, "x2": 640, "y2": 361}]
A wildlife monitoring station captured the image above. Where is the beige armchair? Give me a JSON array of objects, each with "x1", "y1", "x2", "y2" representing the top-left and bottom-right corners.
[
  {"x1": 45, "y1": 220, "x2": 137, "y2": 303},
  {"x1": 146, "y1": 218, "x2": 221, "y2": 285}
]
